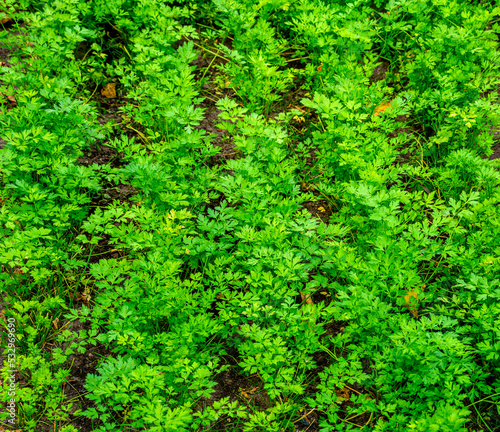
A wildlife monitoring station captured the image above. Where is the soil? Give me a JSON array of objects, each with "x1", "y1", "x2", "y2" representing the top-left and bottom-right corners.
[
  {"x1": 370, "y1": 59, "x2": 390, "y2": 83},
  {"x1": 189, "y1": 38, "x2": 243, "y2": 167},
  {"x1": 0, "y1": 23, "x2": 26, "y2": 67},
  {"x1": 78, "y1": 144, "x2": 121, "y2": 168},
  {"x1": 303, "y1": 199, "x2": 333, "y2": 224},
  {"x1": 487, "y1": 142, "x2": 500, "y2": 160},
  {"x1": 62, "y1": 319, "x2": 112, "y2": 432},
  {"x1": 192, "y1": 315, "x2": 352, "y2": 432},
  {"x1": 195, "y1": 99, "x2": 241, "y2": 166}
]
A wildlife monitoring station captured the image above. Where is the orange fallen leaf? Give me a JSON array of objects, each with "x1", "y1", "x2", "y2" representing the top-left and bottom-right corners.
[
  {"x1": 301, "y1": 183, "x2": 316, "y2": 192},
  {"x1": 403, "y1": 289, "x2": 419, "y2": 318},
  {"x1": 241, "y1": 386, "x2": 259, "y2": 398},
  {"x1": 1, "y1": 14, "x2": 12, "y2": 25},
  {"x1": 300, "y1": 291, "x2": 314, "y2": 304},
  {"x1": 2, "y1": 94, "x2": 17, "y2": 106},
  {"x1": 335, "y1": 387, "x2": 351, "y2": 401},
  {"x1": 101, "y1": 83, "x2": 116, "y2": 98},
  {"x1": 373, "y1": 100, "x2": 392, "y2": 116},
  {"x1": 288, "y1": 104, "x2": 310, "y2": 114}
]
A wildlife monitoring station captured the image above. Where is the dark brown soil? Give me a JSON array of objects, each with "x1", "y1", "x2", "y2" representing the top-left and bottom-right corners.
[
  {"x1": 195, "y1": 99, "x2": 241, "y2": 166},
  {"x1": 196, "y1": 361, "x2": 321, "y2": 432},
  {"x1": 303, "y1": 199, "x2": 333, "y2": 224},
  {"x1": 370, "y1": 59, "x2": 390, "y2": 83},
  {"x1": 63, "y1": 319, "x2": 112, "y2": 432},
  {"x1": 0, "y1": 25, "x2": 26, "y2": 67},
  {"x1": 267, "y1": 81, "x2": 309, "y2": 123},
  {"x1": 488, "y1": 142, "x2": 500, "y2": 160},
  {"x1": 78, "y1": 144, "x2": 122, "y2": 168},
  {"x1": 189, "y1": 39, "x2": 244, "y2": 167}
]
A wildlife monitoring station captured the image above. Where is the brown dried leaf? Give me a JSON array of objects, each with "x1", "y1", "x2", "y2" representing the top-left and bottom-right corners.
[
  {"x1": 2, "y1": 94, "x2": 17, "y2": 106},
  {"x1": 373, "y1": 100, "x2": 392, "y2": 116},
  {"x1": 241, "y1": 386, "x2": 259, "y2": 398},
  {"x1": 6, "y1": 95, "x2": 16, "y2": 105},
  {"x1": 403, "y1": 289, "x2": 419, "y2": 318},
  {"x1": 101, "y1": 83, "x2": 116, "y2": 98},
  {"x1": 300, "y1": 291, "x2": 314, "y2": 305},
  {"x1": 301, "y1": 183, "x2": 316, "y2": 192},
  {"x1": 52, "y1": 317, "x2": 59, "y2": 330},
  {"x1": 334, "y1": 387, "x2": 351, "y2": 402}
]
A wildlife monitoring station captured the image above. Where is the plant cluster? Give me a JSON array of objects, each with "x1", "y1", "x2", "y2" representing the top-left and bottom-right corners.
[{"x1": 1, "y1": 0, "x2": 500, "y2": 431}]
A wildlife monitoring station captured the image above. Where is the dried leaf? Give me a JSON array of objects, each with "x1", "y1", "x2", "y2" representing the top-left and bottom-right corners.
[
  {"x1": 2, "y1": 94, "x2": 17, "y2": 106},
  {"x1": 403, "y1": 289, "x2": 419, "y2": 318},
  {"x1": 373, "y1": 100, "x2": 392, "y2": 116},
  {"x1": 301, "y1": 183, "x2": 316, "y2": 192},
  {"x1": 300, "y1": 291, "x2": 314, "y2": 305},
  {"x1": 52, "y1": 317, "x2": 59, "y2": 330},
  {"x1": 241, "y1": 386, "x2": 259, "y2": 398},
  {"x1": 75, "y1": 292, "x2": 91, "y2": 305},
  {"x1": 0, "y1": 7, "x2": 13, "y2": 25},
  {"x1": 0, "y1": 310, "x2": 5, "y2": 323},
  {"x1": 334, "y1": 387, "x2": 351, "y2": 402},
  {"x1": 101, "y1": 83, "x2": 116, "y2": 98}
]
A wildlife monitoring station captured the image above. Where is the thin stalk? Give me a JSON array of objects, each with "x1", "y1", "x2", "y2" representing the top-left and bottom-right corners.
[
  {"x1": 83, "y1": 83, "x2": 99, "y2": 105},
  {"x1": 200, "y1": 49, "x2": 219, "y2": 80},
  {"x1": 286, "y1": 56, "x2": 310, "y2": 63},
  {"x1": 466, "y1": 393, "x2": 500, "y2": 408},
  {"x1": 192, "y1": 42, "x2": 229, "y2": 62}
]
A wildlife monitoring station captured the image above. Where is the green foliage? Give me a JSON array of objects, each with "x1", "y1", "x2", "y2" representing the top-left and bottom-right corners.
[
  {"x1": 0, "y1": 297, "x2": 92, "y2": 430},
  {"x1": 1, "y1": 0, "x2": 500, "y2": 430}
]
